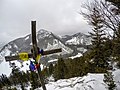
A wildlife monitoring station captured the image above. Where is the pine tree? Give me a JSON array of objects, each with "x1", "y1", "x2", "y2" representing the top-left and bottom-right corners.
[
  {"x1": 53, "y1": 58, "x2": 68, "y2": 80},
  {"x1": 105, "y1": 0, "x2": 120, "y2": 68},
  {"x1": 9, "y1": 66, "x2": 29, "y2": 90},
  {"x1": 88, "y1": 8, "x2": 108, "y2": 69},
  {"x1": 0, "y1": 81, "x2": 2, "y2": 89},
  {"x1": 30, "y1": 71, "x2": 40, "y2": 90},
  {"x1": 103, "y1": 37, "x2": 113, "y2": 58},
  {"x1": 30, "y1": 71, "x2": 37, "y2": 89},
  {"x1": 112, "y1": 25, "x2": 120, "y2": 57},
  {"x1": 0, "y1": 74, "x2": 11, "y2": 89},
  {"x1": 41, "y1": 67, "x2": 49, "y2": 83},
  {"x1": 104, "y1": 71, "x2": 116, "y2": 90},
  {"x1": 106, "y1": 0, "x2": 120, "y2": 9},
  {"x1": 49, "y1": 63, "x2": 54, "y2": 76}
]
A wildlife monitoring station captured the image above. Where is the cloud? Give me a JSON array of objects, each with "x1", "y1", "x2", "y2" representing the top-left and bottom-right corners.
[{"x1": 0, "y1": 0, "x2": 90, "y2": 43}]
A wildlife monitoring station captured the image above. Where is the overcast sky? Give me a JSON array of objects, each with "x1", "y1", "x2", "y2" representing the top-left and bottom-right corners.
[{"x1": 0, "y1": 0, "x2": 91, "y2": 44}]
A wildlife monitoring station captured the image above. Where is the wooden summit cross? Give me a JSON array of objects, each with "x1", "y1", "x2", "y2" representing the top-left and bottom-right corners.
[{"x1": 5, "y1": 21, "x2": 62, "y2": 90}]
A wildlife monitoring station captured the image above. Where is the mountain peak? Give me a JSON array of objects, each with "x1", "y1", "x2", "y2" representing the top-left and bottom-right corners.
[
  {"x1": 38, "y1": 29, "x2": 51, "y2": 34},
  {"x1": 73, "y1": 32, "x2": 85, "y2": 37},
  {"x1": 37, "y1": 29, "x2": 52, "y2": 39}
]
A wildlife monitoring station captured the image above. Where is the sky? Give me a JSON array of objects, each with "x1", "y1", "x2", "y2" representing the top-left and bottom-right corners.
[{"x1": 0, "y1": 0, "x2": 91, "y2": 44}]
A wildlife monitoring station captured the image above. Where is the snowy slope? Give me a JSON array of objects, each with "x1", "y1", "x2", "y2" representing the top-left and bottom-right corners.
[
  {"x1": 65, "y1": 33, "x2": 92, "y2": 45},
  {"x1": 36, "y1": 69, "x2": 120, "y2": 90},
  {"x1": 113, "y1": 68, "x2": 120, "y2": 89},
  {"x1": 0, "y1": 57, "x2": 12, "y2": 76},
  {"x1": 36, "y1": 73, "x2": 107, "y2": 90},
  {"x1": 0, "y1": 46, "x2": 12, "y2": 76},
  {"x1": 35, "y1": 62, "x2": 120, "y2": 90}
]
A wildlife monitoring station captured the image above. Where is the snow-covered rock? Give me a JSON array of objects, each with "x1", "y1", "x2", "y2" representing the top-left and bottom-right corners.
[{"x1": 36, "y1": 73, "x2": 107, "y2": 90}]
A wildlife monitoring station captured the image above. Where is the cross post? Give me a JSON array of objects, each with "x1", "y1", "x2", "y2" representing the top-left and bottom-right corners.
[{"x1": 31, "y1": 21, "x2": 46, "y2": 90}]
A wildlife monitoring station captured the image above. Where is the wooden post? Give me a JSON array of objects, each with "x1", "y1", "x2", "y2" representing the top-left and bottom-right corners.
[{"x1": 31, "y1": 21, "x2": 46, "y2": 90}]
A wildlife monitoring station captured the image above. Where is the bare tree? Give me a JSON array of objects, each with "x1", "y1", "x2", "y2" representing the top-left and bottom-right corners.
[{"x1": 81, "y1": 0, "x2": 120, "y2": 38}]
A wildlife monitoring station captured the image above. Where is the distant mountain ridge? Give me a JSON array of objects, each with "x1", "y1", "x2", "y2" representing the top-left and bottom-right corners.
[
  {"x1": 0, "y1": 42, "x2": 5, "y2": 50},
  {"x1": 0, "y1": 29, "x2": 91, "y2": 64}
]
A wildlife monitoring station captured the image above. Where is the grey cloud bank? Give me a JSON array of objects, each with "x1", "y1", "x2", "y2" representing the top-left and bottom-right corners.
[{"x1": 0, "y1": 0, "x2": 91, "y2": 43}]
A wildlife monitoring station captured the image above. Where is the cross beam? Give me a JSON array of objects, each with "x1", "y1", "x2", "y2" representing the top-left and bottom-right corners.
[
  {"x1": 5, "y1": 21, "x2": 62, "y2": 90},
  {"x1": 5, "y1": 48, "x2": 62, "y2": 61}
]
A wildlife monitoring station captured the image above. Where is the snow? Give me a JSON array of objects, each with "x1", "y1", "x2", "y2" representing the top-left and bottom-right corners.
[
  {"x1": 10, "y1": 59, "x2": 45, "y2": 72},
  {"x1": 0, "y1": 56, "x2": 12, "y2": 76},
  {"x1": 113, "y1": 68, "x2": 120, "y2": 89},
  {"x1": 46, "y1": 39, "x2": 60, "y2": 50},
  {"x1": 85, "y1": 38, "x2": 92, "y2": 45},
  {"x1": 14, "y1": 60, "x2": 30, "y2": 71},
  {"x1": 46, "y1": 40, "x2": 73, "y2": 54},
  {"x1": 47, "y1": 39, "x2": 60, "y2": 50},
  {"x1": 30, "y1": 42, "x2": 32, "y2": 45},
  {"x1": 81, "y1": 38, "x2": 84, "y2": 44},
  {"x1": 77, "y1": 47, "x2": 87, "y2": 53},
  {"x1": 0, "y1": 46, "x2": 11, "y2": 57},
  {"x1": 37, "y1": 29, "x2": 52, "y2": 39},
  {"x1": 66, "y1": 37, "x2": 79, "y2": 45},
  {"x1": 40, "y1": 64, "x2": 44, "y2": 70},
  {"x1": 25, "y1": 36, "x2": 29, "y2": 40},
  {"x1": 0, "y1": 47, "x2": 12, "y2": 76},
  {"x1": 34, "y1": 67, "x2": 120, "y2": 90},
  {"x1": 7, "y1": 82, "x2": 32, "y2": 90},
  {"x1": 7, "y1": 44, "x2": 12, "y2": 49},
  {"x1": 62, "y1": 48, "x2": 70, "y2": 54},
  {"x1": 48, "y1": 59, "x2": 58, "y2": 63},
  {"x1": 69, "y1": 53, "x2": 82, "y2": 59},
  {"x1": 65, "y1": 35, "x2": 92, "y2": 45},
  {"x1": 14, "y1": 44, "x2": 18, "y2": 49},
  {"x1": 58, "y1": 41, "x2": 73, "y2": 54},
  {"x1": 36, "y1": 73, "x2": 107, "y2": 90}
]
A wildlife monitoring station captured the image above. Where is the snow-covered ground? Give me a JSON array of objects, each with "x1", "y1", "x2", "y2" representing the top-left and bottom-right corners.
[
  {"x1": 36, "y1": 73, "x2": 107, "y2": 90},
  {"x1": 69, "y1": 53, "x2": 83, "y2": 59},
  {"x1": 48, "y1": 59, "x2": 58, "y2": 63},
  {"x1": 113, "y1": 69, "x2": 120, "y2": 89},
  {"x1": 36, "y1": 69, "x2": 120, "y2": 90},
  {"x1": 8, "y1": 74, "x2": 107, "y2": 90}
]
